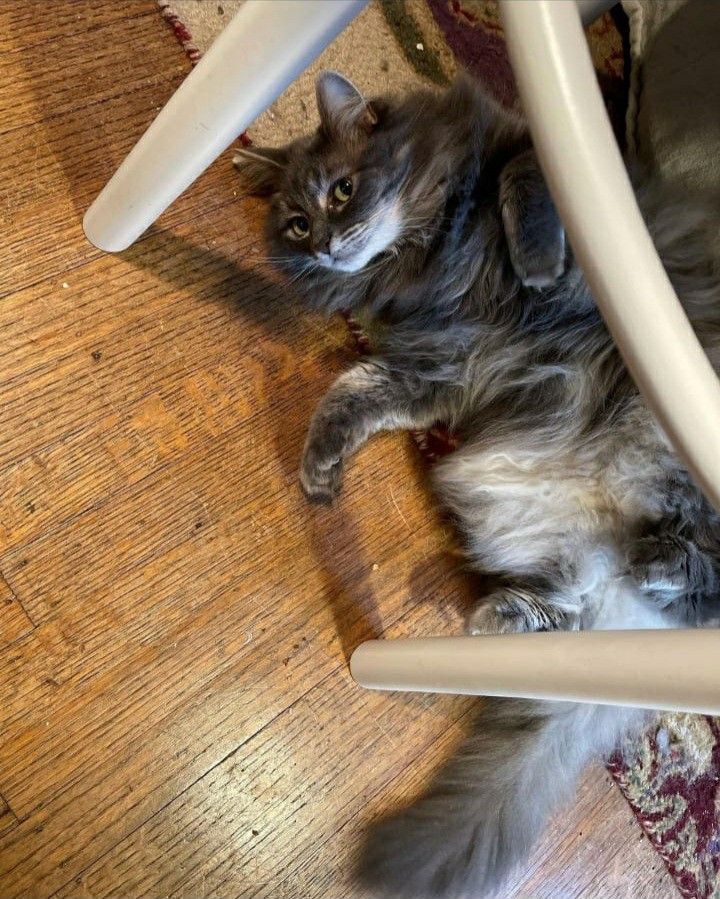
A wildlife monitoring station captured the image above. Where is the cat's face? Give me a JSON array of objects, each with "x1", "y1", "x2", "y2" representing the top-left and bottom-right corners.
[
  {"x1": 235, "y1": 72, "x2": 407, "y2": 275},
  {"x1": 269, "y1": 149, "x2": 402, "y2": 275}
]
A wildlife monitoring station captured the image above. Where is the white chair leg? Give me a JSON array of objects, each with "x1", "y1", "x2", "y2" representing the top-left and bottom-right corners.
[
  {"x1": 499, "y1": 0, "x2": 720, "y2": 512},
  {"x1": 350, "y1": 629, "x2": 720, "y2": 714},
  {"x1": 83, "y1": 0, "x2": 367, "y2": 252}
]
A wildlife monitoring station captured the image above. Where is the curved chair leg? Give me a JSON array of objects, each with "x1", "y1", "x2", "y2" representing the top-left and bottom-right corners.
[
  {"x1": 83, "y1": 0, "x2": 367, "y2": 252},
  {"x1": 500, "y1": 0, "x2": 720, "y2": 511}
]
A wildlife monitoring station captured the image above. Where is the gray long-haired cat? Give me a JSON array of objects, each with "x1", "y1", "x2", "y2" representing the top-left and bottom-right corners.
[{"x1": 236, "y1": 71, "x2": 720, "y2": 898}]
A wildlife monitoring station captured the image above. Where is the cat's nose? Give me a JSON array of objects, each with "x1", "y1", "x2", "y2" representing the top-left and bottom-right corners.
[{"x1": 313, "y1": 232, "x2": 332, "y2": 255}]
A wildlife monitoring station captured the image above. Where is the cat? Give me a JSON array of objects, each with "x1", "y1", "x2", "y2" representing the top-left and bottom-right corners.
[{"x1": 235, "y1": 70, "x2": 720, "y2": 898}]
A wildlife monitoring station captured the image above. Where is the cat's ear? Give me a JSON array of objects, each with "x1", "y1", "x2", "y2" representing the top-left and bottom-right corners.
[
  {"x1": 316, "y1": 70, "x2": 377, "y2": 138},
  {"x1": 499, "y1": 149, "x2": 566, "y2": 288},
  {"x1": 233, "y1": 146, "x2": 288, "y2": 195}
]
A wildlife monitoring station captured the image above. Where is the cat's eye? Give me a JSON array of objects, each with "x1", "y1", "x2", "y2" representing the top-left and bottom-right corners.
[
  {"x1": 332, "y1": 177, "x2": 353, "y2": 204},
  {"x1": 289, "y1": 215, "x2": 310, "y2": 238}
]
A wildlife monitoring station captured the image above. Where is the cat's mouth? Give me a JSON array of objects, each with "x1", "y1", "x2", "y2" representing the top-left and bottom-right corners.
[
  {"x1": 315, "y1": 249, "x2": 368, "y2": 273},
  {"x1": 315, "y1": 202, "x2": 402, "y2": 274}
]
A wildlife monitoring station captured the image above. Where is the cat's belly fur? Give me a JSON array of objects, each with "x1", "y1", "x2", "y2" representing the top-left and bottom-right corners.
[{"x1": 432, "y1": 420, "x2": 681, "y2": 628}]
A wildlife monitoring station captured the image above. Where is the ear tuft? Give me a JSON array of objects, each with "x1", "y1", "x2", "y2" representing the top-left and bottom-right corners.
[
  {"x1": 233, "y1": 146, "x2": 287, "y2": 195},
  {"x1": 315, "y1": 70, "x2": 377, "y2": 137}
]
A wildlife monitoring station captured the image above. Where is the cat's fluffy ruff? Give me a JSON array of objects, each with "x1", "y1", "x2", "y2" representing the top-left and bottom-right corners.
[{"x1": 236, "y1": 71, "x2": 720, "y2": 897}]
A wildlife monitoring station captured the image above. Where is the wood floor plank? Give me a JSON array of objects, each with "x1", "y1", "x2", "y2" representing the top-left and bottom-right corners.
[
  {"x1": 0, "y1": 0, "x2": 155, "y2": 55},
  {"x1": 0, "y1": 577, "x2": 33, "y2": 648},
  {"x1": 0, "y1": 210, "x2": 301, "y2": 474},
  {"x1": 58, "y1": 674, "x2": 474, "y2": 899},
  {"x1": 0, "y1": 798, "x2": 18, "y2": 841},
  {"x1": 0, "y1": 447, "x2": 459, "y2": 817},
  {"x1": 0, "y1": 11, "x2": 185, "y2": 136},
  {"x1": 0, "y1": 591, "x2": 468, "y2": 898},
  {"x1": 0, "y1": 358, "x2": 259, "y2": 556},
  {"x1": 0, "y1": 283, "x2": 367, "y2": 619}
]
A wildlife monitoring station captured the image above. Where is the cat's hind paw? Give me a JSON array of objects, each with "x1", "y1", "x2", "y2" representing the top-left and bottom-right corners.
[
  {"x1": 465, "y1": 587, "x2": 571, "y2": 635},
  {"x1": 465, "y1": 601, "x2": 533, "y2": 636}
]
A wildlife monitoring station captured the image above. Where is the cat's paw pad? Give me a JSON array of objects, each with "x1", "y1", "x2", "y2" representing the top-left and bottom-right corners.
[{"x1": 299, "y1": 459, "x2": 343, "y2": 504}]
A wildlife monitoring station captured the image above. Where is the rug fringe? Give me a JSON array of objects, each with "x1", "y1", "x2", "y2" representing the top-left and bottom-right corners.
[{"x1": 157, "y1": 0, "x2": 202, "y2": 64}]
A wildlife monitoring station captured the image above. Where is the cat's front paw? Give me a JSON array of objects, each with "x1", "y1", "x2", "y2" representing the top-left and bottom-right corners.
[
  {"x1": 299, "y1": 455, "x2": 344, "y2": 504},
  {"x1": 299, "y1": 419, "x2": 353, "y2": 504}
]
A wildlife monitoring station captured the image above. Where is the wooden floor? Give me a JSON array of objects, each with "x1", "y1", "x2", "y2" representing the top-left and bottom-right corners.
[{"x1": 0, "y1": 3, "x2": 679, "y2": 897}]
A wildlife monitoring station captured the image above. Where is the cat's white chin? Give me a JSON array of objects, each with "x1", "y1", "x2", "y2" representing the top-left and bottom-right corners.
[
  {"x1": 324, "y1": 255, "x2": 377, "y2": 274},
  {"x1": 315, "y1": 253, "x2": 365, "y2": 273},
  {"x1": 318, "y1": 202, "x2": 402, "y2": 274}
]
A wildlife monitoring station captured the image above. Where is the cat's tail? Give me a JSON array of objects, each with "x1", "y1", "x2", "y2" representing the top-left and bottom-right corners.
[{"x1": 357, "y1": 698, "x2": 645, "y2": 898}]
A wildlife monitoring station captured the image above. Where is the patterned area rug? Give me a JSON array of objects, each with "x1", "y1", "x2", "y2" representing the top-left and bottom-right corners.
[{"x1": 157, "y1": 2, "x2": 720, "y2": 896}]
